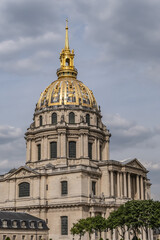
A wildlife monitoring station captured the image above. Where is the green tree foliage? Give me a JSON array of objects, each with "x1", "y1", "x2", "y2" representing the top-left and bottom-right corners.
[
  {"x1": 106, "y1": 200, "x2": 160, "y2": 240},
  {"x1": 70, "y1": 219, "x2": 86, "y2": 240},
  {"x1": 5, "y1": 238, "x2": 11, "y2": 240},
  {"x1": 106, "y1": 204, "x2": 127, "y2": 240},
  {"x1": 70, "y1": 200, "x2": 160, "y2": 240},
  {"x1": 90, "y1": 215, "x2": 107, "y2": 239},
  {"x1": 71, "y1": 216, "x2": 107, "y2": 240}
]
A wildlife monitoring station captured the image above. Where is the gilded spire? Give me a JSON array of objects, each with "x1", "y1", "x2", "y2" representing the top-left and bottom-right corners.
[
  {"x1": 57, "y1": 20, "x2": 78, "y2": 79},
  {"x1": 65, "y1": 18, "x2": 69, "y2": 50}
]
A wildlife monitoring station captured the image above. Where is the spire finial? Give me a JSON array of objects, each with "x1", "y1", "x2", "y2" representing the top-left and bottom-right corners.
[{"x1": 65, "y1": 18, "x2": 69, "y2": 50}]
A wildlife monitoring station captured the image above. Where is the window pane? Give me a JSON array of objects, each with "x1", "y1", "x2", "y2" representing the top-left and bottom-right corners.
[
  {"x1": 92, "y1": 181, "x2": 96, "y2": 195},
  {"x1": 52, "y1": 113, "x2": 57, "y2": 125},
  {"x1": 69, "y1": 112, "x2": 75, "y2": 124},
  {"x1": 69, "y1": 141, "x2": 76, "y2": 158},
  {"x1": 61, "y1": 181, "x2": 68, "y2": 195},
  {"x1": 50, "y1": 142, "x2": 57, "y2": 158},
  {"x1": 19, "y1": 182, "x2": 30, "y2": 197},
  {"x1": 39, "y1": 116, "x2": 43, "y2": 126},
  {"x1": 61, "y1": 216, "x2": 68, "y2": 235},
  {"x1": 100, "y1": 145, "x2": 102, "y2": 160},
  {"x1": 86, "y1": 114, "x2": 90, "y2": 125},
  {"x1": 88, "y1": 143, "x2": 92, "y2": 159},
  {"x1": 37, "y1": 144, "x2": 41, "y2": 160}
]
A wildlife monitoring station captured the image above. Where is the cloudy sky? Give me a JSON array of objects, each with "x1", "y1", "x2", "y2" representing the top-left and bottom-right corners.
[{"x1": 0, "y1": 0, "x2": 160, "y2": 199}]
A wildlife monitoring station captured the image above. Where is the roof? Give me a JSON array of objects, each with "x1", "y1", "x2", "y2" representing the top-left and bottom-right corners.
[{"x1": 0, "y1": 211, "x2": 49, "y2": 230}]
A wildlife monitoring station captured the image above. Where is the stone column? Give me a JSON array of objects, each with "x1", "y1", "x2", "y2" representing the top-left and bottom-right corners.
[
  {"x1": 123, "y1": 172, "x2": 127, "y2": 197},
  {"x1": 97, "y1": 139, "x2": 100, "y2": 160},
  {"x1": 61, "y1": 133, "x2": 66, "y2": 158},
  {"x1": 141, "y1": 176, "x2": 144, "y2": 200},
  {"x1": 57, "y1": 133, "x2": 61, "y2": 158},
  {"x1": 120, "y1": 173, "x2": 123, "y2": 197},
  {"x1": 128, "y1": 173, "x2": 131, "y2": 198},
  {"x1": 80, "y1": 134, "x2": 84, "y2": 157},
  {"x1": 105, "y1": 140, "x2": 110, "y2": 160},
  {"x1": 136, "y1": 175, "x2": 140, "y2": 199},
  {"x1": 94, "y1": 138, "x2": 97, "y2": 160},
  {"x1": 117, "y1": 172, "x2": 120, "y2": 197},
  {"x1": 43, "y1": 136, "x2": 48, "y2": 159},
  {"x1": 26, "y1": 140, "x2": 31, "y2": 162},
  {"x1": 84, "y1": 134, "x2": 88, "y2": 158},
  {"x1": 110, "y1": 171, "x2": 114, "y2": 197}
]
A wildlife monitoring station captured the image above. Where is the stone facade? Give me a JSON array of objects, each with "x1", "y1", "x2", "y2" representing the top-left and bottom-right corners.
[{"x1": 0, "y1": 22, "x2": 152, "y2": 240}]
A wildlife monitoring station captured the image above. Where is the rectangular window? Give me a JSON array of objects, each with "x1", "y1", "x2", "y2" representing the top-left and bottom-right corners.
[
  {"x1": 61, "y1": 181, "x2": 68, "y2": 195},
  {"x1": 69, "y1": 141, "x2": 76, "y2": 158},
  {"x1": 88, "y1": 142, "x2": 92, "y2": 159},
  {"x1": 61, "y1": 216, "x2": 68, "y2": 235},
  {"x1": 50, "y1": 142, "x2": 57, "y2": 158},
  {"x1": 13, "y1": 236, "x2": 16, "y2": 240},
  {"x1": 92, "y1": 181, "x2": 96, "y2": 195},
  {"x1": 3, "y1": 236, "x2": 6, "y2": 240},
  {"x1": 100, "y1": 145, "x2": 102, "y2": 160},
  {"x1": 37, "y1": 144, "x2": 41, "y2": 160}
]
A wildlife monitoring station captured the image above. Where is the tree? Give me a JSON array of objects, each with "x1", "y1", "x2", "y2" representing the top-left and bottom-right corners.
[
  {"x1": 106, "y1": 205, "x2": 127, "y2": 240},
  {"x1": 83, "y1": 217, "x2": 94, "y2": 240},
  {"x1": 70, "y1": 219, "x2": 86, "y2": 240},
  {"x1": 106, "y1": 200, "x2": 160, "y2": 240},
  {"x1": 91, "y1": 215, "x2": 107, "y2": 239}
]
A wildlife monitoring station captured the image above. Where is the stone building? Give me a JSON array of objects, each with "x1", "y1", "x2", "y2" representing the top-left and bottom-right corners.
[
  {"x1": 0, "y1": 21, "x2": 151, "y2": 240},
  {"x1": 0, "y1": 211, "x2": 48, "y2": 240}
]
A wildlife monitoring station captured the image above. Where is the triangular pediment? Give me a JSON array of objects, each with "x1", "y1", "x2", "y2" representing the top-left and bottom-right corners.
[
  {"x1": 122, "y1": 158, "x2": 147, "y2": 171},
  {"x1": 5, "y1": 166, "x2": 39, "y2": 180}
]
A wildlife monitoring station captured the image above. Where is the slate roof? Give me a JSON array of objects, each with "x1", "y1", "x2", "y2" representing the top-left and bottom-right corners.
[{"x1": 0, "y1": 211, "x2": 49, "y2": 230}]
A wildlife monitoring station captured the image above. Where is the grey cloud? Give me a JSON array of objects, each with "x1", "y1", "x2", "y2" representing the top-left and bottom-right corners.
[
  {"x1": 104, "y1": 114, "x2": 154, "y2": 149},
  {"x1": 0, "y1": 125, "x2": 22, "y2": 144},
  {"x1": 72, "y1": 0, "x2": 160, "y2": 62},
  {"x1": 0, "y1": 0, "x2": 63, "y2": 39},
  {"x1": 0, "y1": 137, "x2": 25, "y2": 174}
]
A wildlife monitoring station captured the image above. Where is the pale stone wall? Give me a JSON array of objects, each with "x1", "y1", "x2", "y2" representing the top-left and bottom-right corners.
[{"x1": 0, "y1": 229, "x2": 48, "y2": 240}]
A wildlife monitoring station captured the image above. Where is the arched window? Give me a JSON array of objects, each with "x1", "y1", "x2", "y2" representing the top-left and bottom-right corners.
[
  {"x1": 52, "y1": 113, "x2": 57, "y2": 125},
  {"x1": 69, "y1": 112, "x2": 75, "y2": 124},
  {"x1": 39, "y1": 115, "x2": 43, "y2": 126},
  {"x1": 86, "y1": 114, "x2": 90, "y2": 125},
  {"x1": 65, "y1": 58, "x2": 70, "y2": 66},
  {"x1": 19, "y1": 182, "x2": 30, "y2": 197},
  {"x1": 69, "y1": 141, "x2": 76, "y2": 158},
  {"x1": 50, "y1": 142, "x2": 57, "y2": 159}
]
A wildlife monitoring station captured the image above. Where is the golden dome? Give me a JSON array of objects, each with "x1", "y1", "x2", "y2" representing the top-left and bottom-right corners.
[
  {"x1": 37, "y1": 78, "x2": 97, "y2": 110},
  {"x1": 36, "y1": 20, "x2": 98, "y2": 111}
]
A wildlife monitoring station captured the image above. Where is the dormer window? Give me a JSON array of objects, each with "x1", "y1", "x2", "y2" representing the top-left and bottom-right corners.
[
  {"x1": 30, "y1": 221, "x2": 35, "y2": 228},
  {"x1": 12, "y1": 220, "x2": 17, "y2": 228},
  {"x1": 2, "y1": 220, "x2": 7, "y2": 228},
  {"x1": 38, "y1": 222, "x2": 43, "y2": 229},
  {"x1": 21, "y1": 221, "x2": 26, "y2": 228}
]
